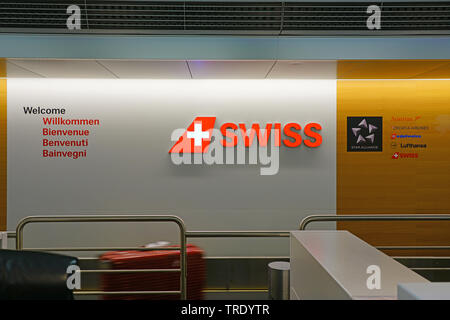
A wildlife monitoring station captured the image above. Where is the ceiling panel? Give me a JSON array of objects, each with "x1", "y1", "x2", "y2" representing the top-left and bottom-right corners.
[
  {"x1": 412, "y1": 62, "x2": 450, "y2": 79},
  {"x1": 337, "y1": 60, "x2": 450, "y2": 79},
  {"x1": 4, "y1": 59, "x2": 450, "y2": 80},
  {"x1": 188, "y1": 61, "x2": 274, "y2": 79},
  {"x1": 9, "y1": 59, "x2": 116, "y2": 79},
  {"x1": 98, "y1": 60, "x2": 191, "y2": 79},
  {"x1": 268, "y1": 61, "x2": 337, "y2": 79},
  {"x1": 6, "y1": 62, "x2": 43, "y2": 78}
]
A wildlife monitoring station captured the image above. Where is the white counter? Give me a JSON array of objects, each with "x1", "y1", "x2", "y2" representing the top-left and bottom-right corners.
[
  {"x1": 398, "y1": 283, "x2": 450, "y2": 300},
  {"x1": 290, "y1": 230, "x2": 428, "y2": 300}
]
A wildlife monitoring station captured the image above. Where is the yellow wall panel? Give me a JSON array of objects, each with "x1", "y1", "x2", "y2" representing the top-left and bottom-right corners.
[
  {"x1": 337, "y1": 80, "x2": 450, "y2": 256},
  {"x1": 0, "y1": 79, "x2": 5, "y2": 231}
]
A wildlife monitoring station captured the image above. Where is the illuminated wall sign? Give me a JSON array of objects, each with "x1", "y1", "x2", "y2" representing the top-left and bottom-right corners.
[
  {"x1": 6, "y1": 78, "x2": 336, "y2": 256},
  {"x1": 169, "y1": 117, "x2": 322, "y2": 175}
]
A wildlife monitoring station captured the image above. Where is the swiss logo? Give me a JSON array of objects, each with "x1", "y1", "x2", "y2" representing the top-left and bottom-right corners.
[{"x1": 169, "y1": 117, "x2": 216, "y2": 154}]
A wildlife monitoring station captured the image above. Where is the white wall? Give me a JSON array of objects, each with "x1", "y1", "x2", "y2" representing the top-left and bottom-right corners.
[{"x1": 7, "y1": 79, "x2": 336, "y2": 256}]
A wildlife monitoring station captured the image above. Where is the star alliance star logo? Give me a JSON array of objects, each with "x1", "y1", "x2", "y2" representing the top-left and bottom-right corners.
[
  {"x1": 347, "y1": 117, "x2": 383, "y2": 152},
  {"x1": 352, "y1": 118, "x2": 378, "y2": 145}
]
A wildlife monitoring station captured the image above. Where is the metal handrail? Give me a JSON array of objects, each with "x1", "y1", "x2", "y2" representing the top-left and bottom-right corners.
[
  {"x1": 15, "y1": 215, "x2": 187, "y2": 300},
  {"x1": 14, "y1": 213, "x2": 450, "y2": 297},
  {"x1": 299, "y1": 214, "x2": 450, "y2": 230},
  {"x1": 186, "y1": 231, "x2": 290, "y2": 238},
  {"x1": 23, "y1": 247, "x2": 180, "y2": 252},
  {"x1": 6, "y1": 231, "x2": 16, "y2": 238},
  {"x1": 378, "y1": 246, "x2": 450, "y2": 250},
  {"x1": 74, "y1": 290, "x2": 180, "y2": 296},
  {"x1": 12, "y1": 218, "x2": 292, "y2": 297},
  {"x1": 299, "y1": 214, "x2": 450, "y2": 251},
  {"x1": 77, "y1": 269, "x2": 181, "y2": 274}
]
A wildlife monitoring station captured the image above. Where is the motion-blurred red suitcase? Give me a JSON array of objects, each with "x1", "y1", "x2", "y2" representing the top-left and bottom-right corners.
[{"x1": 100, "y1": 244, "x2": 205, "y2": 300}]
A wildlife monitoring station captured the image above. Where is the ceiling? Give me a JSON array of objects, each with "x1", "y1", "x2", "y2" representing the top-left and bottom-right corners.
[
  {"x1": 3, "y1": 59, "x2": 450, "y2": 79},
  {"x1": 1, "y1": 1, "x2": 449, "y2": 36},
  {"x1": 3, "y1": 59, "x2": 337, "y2": 79}
]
